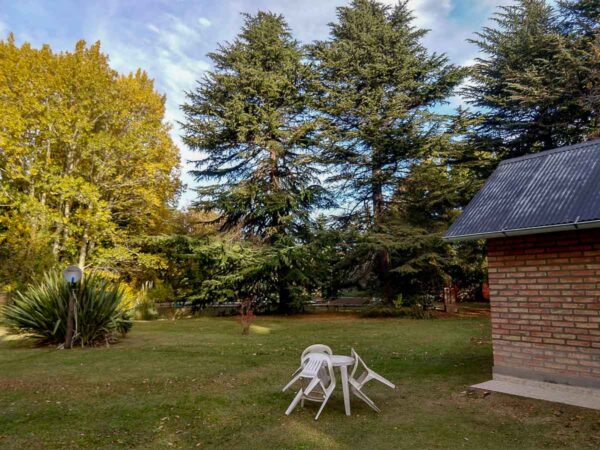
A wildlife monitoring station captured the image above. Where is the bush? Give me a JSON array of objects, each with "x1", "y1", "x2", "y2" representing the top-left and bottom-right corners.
[
  {"x1": 145, "y1": 281, "x2": 175, "y2": 303},
  {"x1": 2, "y1": 272, "x2": 132, "y2": 346},
  {"x1": 132, "y1": 283, "x2": 159, "y2": 321},
  {"x1": 360, "y1": 306, "x2": 408, "y2": 318},
  {"x1": 359, "y1": 304, "x2": 432, "y2": 319}
]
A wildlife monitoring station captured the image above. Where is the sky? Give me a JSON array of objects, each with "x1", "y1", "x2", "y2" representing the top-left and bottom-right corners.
[{"x1": 0, "y1": 0, "x2": 514, "y2": 206}]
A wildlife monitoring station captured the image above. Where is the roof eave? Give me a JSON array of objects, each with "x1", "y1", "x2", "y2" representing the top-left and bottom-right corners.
[{"x1": 444, "y1": 219, "x2": 600, "y2": 242}]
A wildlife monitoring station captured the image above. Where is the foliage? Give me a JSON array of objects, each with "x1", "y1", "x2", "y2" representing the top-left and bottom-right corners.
[
  {"x1": 191, "y1": 238, "x2": 318, "y2": 313},
  {"x1": 2, "y1": 272, "x2": 131, "y2": 345},
  {"x1": 359, "y1": 305, "x2": 409, "y2": 318},
  {"x1": 181, "y1": 12, "x2": 328, "y2": 240},
  {"x1": 131, "y1": 282, "x2": 160, "y2": 321},
  {"x1": 0, "y1": 37, "x2": 181, "y2": 290},
  {"x1": 359, "y1": 304, "x2": 432, "y2": 319},
  {"x1": 465, "y1": 0, "x2": 599, "y2": 160},
  {"x1": 309, "y1": 0, "x2": 467, "y2": 301},
  {"x1": 181, "y1": 12, "x2": 331, "y2": 311},
  {"x1": 3, "y1": 1, "x2": 598, "y2": 312}
]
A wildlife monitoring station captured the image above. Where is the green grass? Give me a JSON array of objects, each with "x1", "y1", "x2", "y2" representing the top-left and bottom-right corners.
[{"x1": 1, "y1": 310, "x2": 599, "y2": 449}]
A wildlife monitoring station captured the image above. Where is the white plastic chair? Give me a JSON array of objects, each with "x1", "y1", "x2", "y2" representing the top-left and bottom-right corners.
[
  {"x1": 283, "y1": 353, "x2": 336, "y2": 420},
  {"x1": 285, "y1": 344, "x2": 333, "y2": 383},
  {"x1": 348, "y1": 348, "x2": 395, "y2": 413}
]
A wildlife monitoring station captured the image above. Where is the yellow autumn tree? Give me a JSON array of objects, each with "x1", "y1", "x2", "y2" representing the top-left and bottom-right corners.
[{"x1": 0, "y1": 35, "x2": 181, "y2": 288}]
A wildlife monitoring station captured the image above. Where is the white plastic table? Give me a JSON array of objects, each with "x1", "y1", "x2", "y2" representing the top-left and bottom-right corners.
[{"x1": 331, "y1": 354, "x2": 355, "y2": 416}]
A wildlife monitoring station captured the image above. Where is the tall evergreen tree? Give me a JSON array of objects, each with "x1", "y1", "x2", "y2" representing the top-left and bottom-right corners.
[
  {"x1": 310, "y1": 0, "x2": 465, "y2": 301},
  {"x1": 559, "y1": 0, "x2": 600, "y2": 36},
  {"x1": 559, "y1": 0, "x2": 600, "y2": 137},
  {"x1": 465, "y1": 0, "x2": 599, "y2": 160},
  {"x1": 181, "y1": 12, "x2": 329, "y2": 311}
]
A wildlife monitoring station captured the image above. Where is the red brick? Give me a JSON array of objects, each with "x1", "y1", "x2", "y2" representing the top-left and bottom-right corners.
[{"x1": 488, "y1": 229, "x2": 600, "y2": 381}]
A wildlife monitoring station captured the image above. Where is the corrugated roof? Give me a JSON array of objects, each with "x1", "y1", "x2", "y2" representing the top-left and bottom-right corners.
[{"x1": 444, "y1": 139, "x2": 600, "y2": 241}]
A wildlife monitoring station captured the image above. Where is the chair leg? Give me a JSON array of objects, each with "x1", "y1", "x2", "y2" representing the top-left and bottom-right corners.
[
  {"x1": 351, "y1": 387, "x2": 381, "y2": 413},
  {"x1": 357, "y1": 371, "x2": 368, "y2": 385},
  {"x1": 371, "y1": 371, "x2": 395, "y2": 389},
  {"x1": 314, "y1": 392, "x2": 332, "y2": 420},
  {"x1": 303, "y1": 376, "x2": 320, "y2": 396},
  {"x1": 286, "y1": 389, "x2": 304, "y2": 416},
  {"x1": 282, "y1": 373, "x2": 302, "y2": 392}
]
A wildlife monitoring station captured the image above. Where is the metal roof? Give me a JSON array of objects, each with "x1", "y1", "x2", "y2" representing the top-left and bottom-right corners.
[{"x1": 444, "y1": 139, "x2": 600, "y2": 241}]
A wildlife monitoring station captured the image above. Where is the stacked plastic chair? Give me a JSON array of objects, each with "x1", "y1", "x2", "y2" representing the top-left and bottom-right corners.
[{"x1": 283, "y1": 345, "x2": 336, "y2": 420}]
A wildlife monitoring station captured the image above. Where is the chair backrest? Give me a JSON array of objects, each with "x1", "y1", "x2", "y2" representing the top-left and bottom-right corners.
[
  {"x1": 301, "y1": 353, "x2": 336, "y2": 394},
  {"x1": 301, "y1": 344, "x2": 333, "y2": 362},
  {"x1": 350, "y1": 348, "x2": 368, "y2": 378}
]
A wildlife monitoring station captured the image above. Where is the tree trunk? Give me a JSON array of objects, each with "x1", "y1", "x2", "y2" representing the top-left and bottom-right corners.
[
  {"x1": 372, "y1": 177, "x2": 384, "y2": 227},
  {"x1": 53, "y1": 152, "x2": 75, "y2": 257},
  {"x1": 372, "y1": 166, "x2": 393, "y2": 303},
  {"x1": 78, "y1": 223, "x2": 90, "y2": 268},
  {"x1": 276, "y1": 265, "x2": 291, "y2": 314}
]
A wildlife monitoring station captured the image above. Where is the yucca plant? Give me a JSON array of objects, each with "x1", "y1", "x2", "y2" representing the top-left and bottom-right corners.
[{"x1": 2, "y1": 271, "x2": 132, "y2": 346}]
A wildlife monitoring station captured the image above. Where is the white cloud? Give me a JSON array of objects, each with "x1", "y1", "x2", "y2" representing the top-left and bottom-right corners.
[
  {"x1": 405, "y1": 0, "x2": 453, "y2": 28},
  {"x1": 85, "y1": 11, "x2": 213, "y2": 207},
  {"x1": 198, "y1": 17, "x2": 212, "y2": 27},
  {"x1": 462, "y1": 57, "x2": 477, "y2": 67},
  {"x1": 147, "y1": 23, "x2": 160, "y2": 34}
]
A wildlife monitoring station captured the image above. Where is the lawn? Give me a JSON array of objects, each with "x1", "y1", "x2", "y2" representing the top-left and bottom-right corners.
[{"x1": 1, "y1": 309, "x2": 599, "y2": 449}]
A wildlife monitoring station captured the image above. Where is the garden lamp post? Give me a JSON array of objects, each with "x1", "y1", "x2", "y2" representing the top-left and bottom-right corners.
[{"x1": 63, "y1": 265, "x2": 82, "y2": 349}]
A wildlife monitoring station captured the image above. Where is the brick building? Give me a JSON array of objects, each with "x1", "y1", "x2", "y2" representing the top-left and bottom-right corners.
[{"x1": 445, "y1": 140, "x2": 600, "y2": 409}]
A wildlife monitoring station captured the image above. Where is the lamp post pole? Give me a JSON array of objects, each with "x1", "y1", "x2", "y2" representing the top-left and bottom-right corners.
[{"x1": 65, "y1": 281, "x2": 76, "y2": 349}]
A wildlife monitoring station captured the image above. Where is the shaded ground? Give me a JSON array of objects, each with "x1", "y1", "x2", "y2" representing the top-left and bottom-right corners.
[{"x1": 1, "y1": 311, "x2": 598, "y2": 449}]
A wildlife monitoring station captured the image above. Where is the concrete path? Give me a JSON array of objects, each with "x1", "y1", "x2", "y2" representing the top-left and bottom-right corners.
[{"x1": 472, "y1": 375, "x2": 600, "y2": 410}]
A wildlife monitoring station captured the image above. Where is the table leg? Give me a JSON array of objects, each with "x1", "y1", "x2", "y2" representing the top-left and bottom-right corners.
[{"x1": 340, "y1": 365, "x2": 351, "y2": 416}]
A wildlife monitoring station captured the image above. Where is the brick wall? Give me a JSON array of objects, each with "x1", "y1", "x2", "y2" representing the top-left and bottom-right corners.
[{"x1": 487, "y1": 229, "x2": 600, "y2": 388}]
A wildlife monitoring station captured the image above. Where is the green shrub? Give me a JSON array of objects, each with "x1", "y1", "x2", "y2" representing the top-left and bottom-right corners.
[
  {"x1": 2, "y1": 272, "x2": 132, "y2": 346},
  {"x1": 145, "y1": 281, "x2": 175, "y2": 303},
  {"x1": 359, "y1": 304, "x2": 433, "y2": 319},
  {"x1": 132, "y1": 284, "x2": 159, "y2": 321},
  {"x1": 359, "y1": 306, "x2": 408, "y2": 318},
  {"x1": 408, "y1": 304, "x2": 432, "y2": 320}
]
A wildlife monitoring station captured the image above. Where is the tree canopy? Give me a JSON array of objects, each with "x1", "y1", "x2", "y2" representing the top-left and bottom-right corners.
[
  {"x1": 0, "y1": 37, "x2": 181, "y2": 289},
  {"x1": 2, "y1": 0, "x2": 598, "y2": 313},
  {"x1": 309, "y1": 0, "x2": 467, "y2": 301},
  {"x1": 465, "y1": 0, "x2": 599, "y2": 159},
  {"x1": 182, "y1": 12, "x2": 329, "y2": 242}
]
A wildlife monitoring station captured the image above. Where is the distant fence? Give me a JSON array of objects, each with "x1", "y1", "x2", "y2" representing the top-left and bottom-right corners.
[
  {"x1": 155, "y1": 298, "x2": 374, "y2": 315},
  {"x1": 155, "y1": 301, "x2": 240, "y2": 309},
  {"x1": 305, "y1": 297, "x2": 371, "y2": 312},
  {"x1": 155, "y1": 301, "x2": 240, "y2": 317}
]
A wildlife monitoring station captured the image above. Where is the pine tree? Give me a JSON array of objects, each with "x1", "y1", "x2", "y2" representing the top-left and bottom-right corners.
[
  {"x1": 309, "y1": 0, "x2": 465, "y2": 301},
  {"x1": 559, "y1": 0, "x2": 600, "y2": 137},
  {"x1": 559, "y1": 0, "x2": 600, "y2": 36},
  {"x1": 181, "y1": 12, "x2": 329, "y2": 311},
  {"x1": 466, "y1": 0, "x2": 599, "y2": 160}
]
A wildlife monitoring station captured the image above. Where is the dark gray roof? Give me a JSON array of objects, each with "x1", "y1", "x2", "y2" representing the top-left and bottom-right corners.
[{"x1": 445, "y1": 139, "x2": 600, "y2": 241}]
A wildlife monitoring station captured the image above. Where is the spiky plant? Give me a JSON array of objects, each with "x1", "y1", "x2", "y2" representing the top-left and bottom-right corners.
[{"x1": 2, "y1": 272, "x2": 132, "y2": 346}]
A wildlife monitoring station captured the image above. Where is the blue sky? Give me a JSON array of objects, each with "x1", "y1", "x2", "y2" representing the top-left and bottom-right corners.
[{"x1": 0, "y1": 0, "x2": 513, "y2": 206}]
